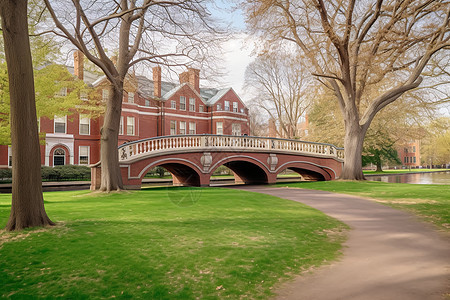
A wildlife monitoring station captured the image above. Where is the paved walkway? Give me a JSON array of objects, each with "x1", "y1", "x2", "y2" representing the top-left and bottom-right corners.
[{"x1": 234, "y1": 186, "x2": 449, "y2": 300}]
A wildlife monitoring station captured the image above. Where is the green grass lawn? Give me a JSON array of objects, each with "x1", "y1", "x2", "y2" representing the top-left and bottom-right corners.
[
  {"x1": 277, "y1": 181, "x2": 450, "y2": 230},
  {"x1": 0, "y1": 187, "x2": 346, "y2": 299}
]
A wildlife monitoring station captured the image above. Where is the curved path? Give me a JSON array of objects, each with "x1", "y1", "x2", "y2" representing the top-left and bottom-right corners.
[{"x1": 233, "y1": 186, "x2": 449, "y2": 300}]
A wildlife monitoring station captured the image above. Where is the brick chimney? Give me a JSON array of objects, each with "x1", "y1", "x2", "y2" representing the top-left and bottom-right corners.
[
  {"x1": 179, "y1": 71, "x2": 189, "y2": 85},
  {"x1": 74, "y1": 50, "x2": 84, "y2": 80},
  {"x1": 179, "y1": 68, "x2": 200, "y2": 93},
  {"x1": 153, "y1": 66, "x2": 161, "y2": 98},
  {"x1": 188, "y1": 68, "x2": 200, "y2": 93}
]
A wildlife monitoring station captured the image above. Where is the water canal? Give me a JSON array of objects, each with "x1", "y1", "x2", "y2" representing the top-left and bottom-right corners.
[{"x1": 366, "y1": 171, "x2": 450, "y2": 185}]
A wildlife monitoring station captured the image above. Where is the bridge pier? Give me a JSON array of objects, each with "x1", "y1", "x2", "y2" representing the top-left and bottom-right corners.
[
  {"x1": 172, "y1": 173, "x2": 210, "y2": 187},
  {"x1": 90, "y1": 165, "x2": 101, "y2": 191}
]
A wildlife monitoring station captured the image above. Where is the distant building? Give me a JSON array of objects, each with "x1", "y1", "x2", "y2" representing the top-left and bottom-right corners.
[
  {"x1": 397, "y1": 140, "x2": 421, "y2": 168},
  {"x1": 0, "y1": 51, "x2": 249, "y2": 168},
  {"x1": 267, "y1": 115, "x2": 309, "y2": 139}
]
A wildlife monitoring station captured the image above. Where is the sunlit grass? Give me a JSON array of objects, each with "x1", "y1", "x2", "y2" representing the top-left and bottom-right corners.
[
  {"x1": 277, "y1": 181, "x2": 450, "y2": 230},
  {"x1": 0, "y1": 187, "x2": 346, "y2": 299}
]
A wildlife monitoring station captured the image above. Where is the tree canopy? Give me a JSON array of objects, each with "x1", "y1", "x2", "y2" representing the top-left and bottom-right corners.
[{"x1": 244, "y1": 0, "x2": 450, "y2": 179}]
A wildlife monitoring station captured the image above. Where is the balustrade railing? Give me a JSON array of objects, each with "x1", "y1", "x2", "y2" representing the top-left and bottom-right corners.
[{"x1": 118, "y1": 135, "x2": 344, "y2": 162}]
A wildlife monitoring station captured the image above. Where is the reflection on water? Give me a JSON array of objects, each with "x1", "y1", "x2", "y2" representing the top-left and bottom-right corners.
[{"x1": 366, "y1": 171, "x2": 450, "y2": 185}]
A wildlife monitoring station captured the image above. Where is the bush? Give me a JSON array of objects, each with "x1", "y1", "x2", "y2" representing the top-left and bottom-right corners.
[
  {"x1": 144, "y1": 166, "x2": 168, "y2": 178},
  {"x1": 41, "y1": 165, "x2": 91, "y2": 181},
  {"x1": 0, "y1": 168, "x2": 12, "y2": 181},
  {"x1": 213, "y1": 165, "x2": 232, "y2": 176}
]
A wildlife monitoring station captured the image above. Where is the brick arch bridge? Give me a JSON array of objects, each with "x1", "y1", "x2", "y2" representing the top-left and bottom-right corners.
[{"x1": 90, "y1": 135, "x2": 344, "y2": 190}]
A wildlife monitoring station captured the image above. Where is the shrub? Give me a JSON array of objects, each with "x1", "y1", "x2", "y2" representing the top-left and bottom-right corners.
[
  {"x1": 0, "y1": 168, "x2": 12, "y2": 181},
  {"x1": 41, "y1": 165, "x2": 91, "y2": 181}
]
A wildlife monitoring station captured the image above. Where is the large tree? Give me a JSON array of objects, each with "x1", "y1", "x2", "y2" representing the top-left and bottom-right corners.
[
  {"x1": 43, "y1": 0, "x2": 223, "y2": 191},
  {"x1": 0, "y1": 62, "x2": 94, "y2": 144},
  {"x1": 244, "y1": 52, "x2": 311, "y2": 139},
  {"x1": 421, "y1": 117, "x2": 450, "y2": 166},
  {"x1": 244, "y1": 0, "x2": 450, "y2": 179},
  {"x1": 0, "y1": 0, "x2": 54, "y2": 230}
]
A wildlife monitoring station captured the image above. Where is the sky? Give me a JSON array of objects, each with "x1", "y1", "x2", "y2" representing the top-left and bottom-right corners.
[{"x1": 207, "y1": 1, "x2": 255, "y2": 101}]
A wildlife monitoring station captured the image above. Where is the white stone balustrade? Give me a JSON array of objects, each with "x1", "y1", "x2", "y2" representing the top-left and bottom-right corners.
[{"x1": 118, "y1": 135, "x2": 344, "y2": 162}]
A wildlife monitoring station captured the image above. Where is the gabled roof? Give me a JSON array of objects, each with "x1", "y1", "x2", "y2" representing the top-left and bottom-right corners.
[
  {"x1": 91, "y1": 75, "x2": 107, "y2": 87},
  {"x1": 66, "y1": 66, "x2": 245, "y2": 108},
  {"x1": 136, "y1": 75, "x2": 176, "y2": 99},
  {"x1": 66, "y1": 66, "x2": 102, "y2": 86},
  {"x1": 201, "y1": 87, "x2": 231, "y2": 105},
  {"x1": 161, "y1": 83, "x2": 206, "y2": 104}
]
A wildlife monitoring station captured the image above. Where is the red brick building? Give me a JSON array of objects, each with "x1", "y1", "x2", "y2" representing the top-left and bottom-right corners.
[
  {"x1": 0, "y1": 52, "x2": 249, "y2": 168},
  {"x1": 397, "y1": 140, "x2": 421, "y2": 168}
]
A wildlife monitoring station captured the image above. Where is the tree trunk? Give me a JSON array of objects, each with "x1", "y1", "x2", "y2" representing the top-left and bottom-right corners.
[
  {"x1": 340, "y1": 118, "x2": 366, "y2": 180},
  {"x1": 100, "y1": 84, "x2": 124, "y2": 192},
  {"x1": 1, "y1": 0, "x2": 54, "y2": 231},
  {"x1": 375, "y1": 159, "x2": 383, "y2": 172}
]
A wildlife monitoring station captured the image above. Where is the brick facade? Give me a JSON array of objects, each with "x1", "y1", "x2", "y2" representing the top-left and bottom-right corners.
[{"x1": 0, "y1": 51, "x2": 249, "y2": 168}]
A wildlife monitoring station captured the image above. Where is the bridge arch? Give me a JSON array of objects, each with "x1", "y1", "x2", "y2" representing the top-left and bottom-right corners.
[
  {"x1": 138, "y1": 158, "x2": 206, "y2": 187},
  {"x1": 275, "y1": 161, "x2": 337, "y2": 181},
  {"x1": 209, "y1": 155, "x2": 272, "y2": 185},
  {"x1": 91, "y1": 135, "x2": 344, "y2": 190}
]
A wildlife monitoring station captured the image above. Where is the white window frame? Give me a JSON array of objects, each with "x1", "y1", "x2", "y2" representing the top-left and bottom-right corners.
[
  {"x1": 79, "y1": 115, "x2": 90, "y2": 135},
  {"x1": 128, "y1": 92, "x2": 135, "y2": 103},
  {"x1": 54, "y1": 116, "x2": 67, "y2": 134},
  {"x1": 199, "y1": 105, "x2": 204, "y2": 112},
  {"x1": 180, "y1": 96, "x2": 186, "y2": 110},
  {"x1": 189, "y1": 98, "x2": 195, "y2": 112},
  {"x1": 79, "y1": 146, "x2": 90, "y2": 165},
  {"x1": 216, "y1": 104, "x2": 221, "y2": 111},
  {"x1": 189, "y1": 122, "x2": 196, "y2": 134},
  {"x1": 119, "y1": 116, "x2": 124, "y2": 135},
  {"x1": 53, "y1": 148, "x2": 66, "y2": 166},
  {"x1": 179, "y1": 121, "x2": 186, "y2": 135},
  {"x1": 170, "y1": 120, "x2": 177, "y2": 135},
  {"x1": 145, "y1": 99, "x2": 150, "y2": 107},
  {"x1": 233, "y1": 102, "x2": 238, "y2": 112},
  {"x1": 224, "y1": 101, "x2": 230, "y2": 111},
  {"x1": 216, "y1": 122, "x2": 223, "y2": 135},
  {"x1": 80, "y1": 91, "x2": 88, "y2": 101},
  {"x1": 127, "y1": 116, "x2": 135, "y2": 136},
  {"x1": 55, "y1": 87, "x2": 67, "y2": 97},
  {"x1": 171, "y1": 100, "x2": 176, "y2": 109},
  {"x1": 102, "y1": 89, "x2": 109, "y2": 102},
  {"x1": 232, "y1": 123, "x2": 241, "y2": 136}
]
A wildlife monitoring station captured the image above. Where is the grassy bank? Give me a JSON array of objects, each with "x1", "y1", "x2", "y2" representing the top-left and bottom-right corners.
[
  {"x1": 363, "y1": 168, "x2": 448, "y2": 175},
  {"x1": 0, "y1": 188, "x2": 346, "y2": 299},
  {"x1": 278, "y1": 181, "x2": 449, "y2": 230}
]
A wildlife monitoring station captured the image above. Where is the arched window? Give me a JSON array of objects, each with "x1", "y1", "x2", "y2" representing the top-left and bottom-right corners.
[{"x1": 53, "y1": 148, "x2": 65, "y2": 166}]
